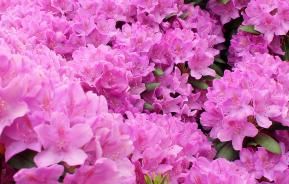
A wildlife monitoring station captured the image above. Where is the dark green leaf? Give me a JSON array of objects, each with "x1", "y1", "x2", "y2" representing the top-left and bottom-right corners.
[
  {"x1": 184, "y1": 0, "x2": 202, "y2": 4},
  {"x1": 210, "y1": 64, "x2": 224, "y2": 76},
  {"x1": 254, "y1": 133, "x2": 281, "y2": 154},
  {"x1": 282, "y1": 36, "x2": 289, "y2": 61},
  {"x1": 216, "y1": 142, "x2": 238, "y2": 161},
  {"x1": 202, "y1": 76, "x2": 215, "y2": 81},
  {"x1": 218, "y1": 0, "x2": 230, "y2": 4},
  {"x1": 164, "y1": 13, "x2": 177, "y2": 22},
  {"x1": 239, "y1": 25, "x2": 260, "y2": 35},
  {"x1": 145, "y1": 82, "x2": 160, "y2": 91},
  {"x1": 214, "y1": 141, "x2": 226, "y2": 151},
  {"x1": 8, "y1": 150, "x2": 36, "y2": 169},
  {"x1": 190, "y1": 80, "x2": 208, "y2": 90},
  {"x1": 215, "y1": 58, "x2": 226, "y2": 64}
]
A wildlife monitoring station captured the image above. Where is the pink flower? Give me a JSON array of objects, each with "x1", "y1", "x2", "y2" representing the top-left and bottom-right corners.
[
  {"x1": 238, "y1": 147, "x2": 289, "y2": 181},
  {"x1": 114, "y1": 23, "x2": 162, "y2": 54},
  {"x1": 90, "y1": 113, "x2": 133, "y2": 161},
  {"x1": 51, "y1": 0, "x2": 76, "y2": 14},
  {"x1": 14, "y1": 165, "x2": 64, "y2": 184},
  {"x1": 34, "y1": 112, "x2": 93, "y2": 167},
  {"x1": 219, "y1": 113, "x2": 258, "y2": 150},
  {"x1": 243, "y1": 0, "x2": 289, "y2": 42},
  {"x1": 0, "y1": 77, "x2": 28, "y2": 135},
  {"x1": 228, "y1": 32, "x2": 268, "y2": 65},
  {"x1": 274, "y1": 169, "x2": 289, "y2": 184},
  {"x1": 208, "y1": 0, "x2": 240, "y2": 24},
  {"x1": 184, "y1": 157, "x2": 256, "y2": 184},
  {"x1": 64, "y1": 158, "x2": 135, "y2": 184},
  {"x1": 123, "y1": 113, "x2": 215, "y2": 177},
  {"x1": 189, "y1": 38, "x2": 217, "y2": 79},
  {"x1": 202, "y1": 53, "x2": 289, "y2": 150},
  {"x1": 3, "y1": 116, "x2": 41, "y2": 161},
  {"x1": 53, "y1": 82, "x2": 108, "y2": 124}
]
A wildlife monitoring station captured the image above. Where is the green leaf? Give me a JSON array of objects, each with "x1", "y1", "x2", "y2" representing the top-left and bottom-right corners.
[
  {"x1": 216, "y1": 142, "x2": 238, "y2": 161},
  {"x1": 190, "y1": 80, "x2": 208, "y2": 90},
  {"x1": 145, "y1": 82, "x2": 160, "y2": 91},
  {"x1": 215, "y1": 57, "x2": 226, "y2": 64},
  {"x1": 214, "y1": 141, "x2": 226, "y2": 151},
  {"x1": 210, "y1": 64, "x2": 224, "y2": 76},
  {"x1": 8, "y1": 150, "x2": 36, "y2": 169},
  {"x1": 145, "y1": 175, "x2": 153, "y2": 184},
  {"x1": 179, "y1": 12, "x2": 189, "y2": 20},
  {"x1": 164, "y1": 13, "x2": 177, "y2": 21},
  {"x1": 154, "y1": 175, "x2": 163, "y2": 184},
  {"x1": 239, "y1": 25, "x2": 260, "y2": 35},
  {"x1": 184, "y1": 0, "x2": 202, "y2": 4},
  {"x1": 153, "y1": 68, "x2": 164, "y2": 77},
  {"x1": 145, "y1": 174, "x2": 169, "y2": 184},
  {"x1": 282, "y1": 36, "x2": 289, "y2": 61},
  {"x1": 218, "y1": 0, "x2": 230, "y2": 4},
  {"x1": 254, "y1": 133, "x2": 281, "y2": 154},
  {"x1": 144, "y1": 102, "x2": 154, "y2": 111},
  {"x1": 247, "y1": 141, "x2": 258, "y2": 147}
]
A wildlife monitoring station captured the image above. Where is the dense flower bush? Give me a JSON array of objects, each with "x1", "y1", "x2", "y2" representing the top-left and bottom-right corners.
[{"x1": 0, "y1": 0, "x2": 289, "y2": 183}]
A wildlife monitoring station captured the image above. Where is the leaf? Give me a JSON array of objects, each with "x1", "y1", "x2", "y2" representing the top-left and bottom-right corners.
[
  {"x1": 216, "y1": 142, "x2": 238, "y2": 161},
  {"x1": 218, "y1": 0, "x2": 230, "y2": 4},
  {"x1": 282, "y1": 36, "x2": 289, "y2": 61},
  {"x1": 158, "y1": 175, "x2": 169, "y2": 184},
  {"x1": 145, "y1": 175, "x2": 153, "y2": 184},
  {"x1": 184, "y1": 0, "x2": 202, "y2": 4},
  {"x1": 239, "y1": 25, "x2": 260, "y2": 35},
  {"x1": 145, "y1": 174, "x2": 169, "y2": 184},
  {"x1": 247, "y1": 141, "x2": 258, "y2": 147},
  {"x1": 215, "y1": 57, "x2": 226, "y2": 64},
  {"x1": 145, "y1": 82, "x2": 160, "y2": 91},
  {"x1": 210, "y1": 64, "x2": 224, "y2": 76},
  {"x1": 153, "y1": 68, "x2": 164, "y2": 77},
  {"x1": 144, "y1": 103, "x2": 154, "y2": 111},
  {"x1": 164, "y1": 13, "x2": 177, "y2": 22},
  {"x1": 179, "y1": 12, "x2": 189, "y2": 20},
  {"x1": 154, "y1": 175, "x2": 163, "y2": 184},
  {"x1": 190, "y1": 80, "x2": 208, "y2": 90},
  {"x1": 254, "y1": 133, "x2": 281, "y2": 154},
  {"x1": 8, "y1": 150, "x2": 37, "y2": 169},
  {"x1": 214, "y1": 141, "x2": 226, "y2": 151}
]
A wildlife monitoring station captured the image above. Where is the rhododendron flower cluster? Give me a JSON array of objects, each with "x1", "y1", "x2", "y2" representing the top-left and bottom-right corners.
[{"x1": 0, "y1": 0, "x2": 289, "y2": 183}]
